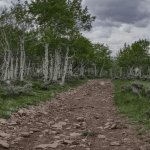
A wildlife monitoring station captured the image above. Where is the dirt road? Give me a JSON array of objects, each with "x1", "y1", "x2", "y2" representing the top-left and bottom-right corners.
[{"x1": 0, "y1": 79, "x2": 149, "y2": 150}]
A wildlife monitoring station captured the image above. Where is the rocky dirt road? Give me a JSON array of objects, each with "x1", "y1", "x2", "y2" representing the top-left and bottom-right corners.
[{"x1": 0, "y1": 79, "x2": 150, "y2": 150}]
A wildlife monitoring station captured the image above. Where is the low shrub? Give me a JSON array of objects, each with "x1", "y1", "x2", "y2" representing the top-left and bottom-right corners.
[
  {"x1": 78, "y1": 75, "x2": 87, "y2": 80},
  {"x1": 1, "y1": 82, "x2": 34, "y2": 97}
]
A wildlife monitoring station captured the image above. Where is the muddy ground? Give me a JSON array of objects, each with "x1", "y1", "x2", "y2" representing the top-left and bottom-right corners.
[{"x1": 0, "y1": 79, "x2": 150, "y2": 150}]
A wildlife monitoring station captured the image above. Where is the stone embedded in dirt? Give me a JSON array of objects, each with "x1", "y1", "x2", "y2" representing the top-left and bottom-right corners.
[
  {"x1": 74, "y1": 123, "x2": 81, "y2": 128},
  {"x1": 105, "y1": 122, "x2": 111, "y2": 126},
  {"x1": 51, "y1": 123, "x2": 62, "y2": 129},
  {"x1": 65, "y1": 119, "x2": 69, "y2": 122},
  {"x1": 100, "y1": 82, "x2": 105, "y2": 86},
  {"x1": 62, "y1": 140, "x2": 73, "y2": 145},
  {"x1": 70, "y1": 132, "x2": 82, "y2": 138},
  {"x1": 110, "y1": 141, "x2": 120, "y2": 146},
  {"x1": 110, "y1": 123, "x2": 117, "y2": 129},
  {"x1": 98, "y1": 135, "x2": 106, "y2": 139},
  {"x1": 53, "y1": 136, "x2": 60, "y2": 139},
  {"x1": 104, "y1": 125, "x2": 110, "y2": 129},
  {"x1": 66, "y1": 126, "x2": 71, "y2": 130},
  {"x1": 0, "y1": 119, "x2": 6, "y2": 124},
  {"x1": 18, "y1": 109, "x2": 26, "y2": 116},
  {"x1": 20, "y1": 132, "x2": 30, "y2": 137},
  {"x1": 58, "y1": 121, "x2": 67, "y2": 126},
  {"x1": 77, "y1": 117, "x2": 84, "y2": 122},
  {"x1": 0, "y1": 140, "x2": 9, "y2": 148},
  {"x1": 82, "y1": 139, "x2": 86, "y2": 142},
  {"x1": 29, "y1": 128, "x2": 40, "y2": 132},
  {"x1": 80, "y1": 143, "x2": 87, "y2": 147},
  {"x1": 51, "y1": 121, "x2": 67, "y2": 129},
  {"x1": 86, "y1": 148, "x2": 91, "y2": 150},
  {"x1": 14, "y1": 137, "x2": 22, "y2": 142},
  {"x1": 7, "y1": 121, "x2": 18, "y2": 125},
  {"x1": 35, "y1": 140, "x2": 60, "y2": 149},
  {"x1": 72, "y1": 140, "x2": 79, "y2": 145},
  {"x1": 107, "y1": 119, "x2": 114, "y2": 122},
  {"x1": 0, "y1": 133, "x2": 11, "y2": 139}
]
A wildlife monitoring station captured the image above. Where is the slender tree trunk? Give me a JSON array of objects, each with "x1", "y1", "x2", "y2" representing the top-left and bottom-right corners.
[
  {"x1": 94, "y1": 64, "x2": 97, "y2": 76},
  {"x1": 14, "y1": 50, "x2": 19, "y2": 80},
  {"x1": 10, "y1": 54, "x2": 14, "y2": 80},
  {"x1": 49, "y1": 54, "x2": 53, "y2": 81},
  {"x1": 27, "y1": 60, "x2": 31, "y2": 76},
  {"x1": 100, "y1": 60, "x2": 105, "y2": 77},
  {"x1": 68, "y1": 60, "x2": 73, "y2": 76},
  {"x1": 120, "y1": 67, "x2": 122, "y2": 77},
  {"x1": 80, "y1": 61, "x2": 84, "y2": 75},
  {"x1": 43, "y1": 43, "x2": 49, "y2": 82},
  {"x1": 61, "y1": 47, "x2": 69, "y2": 85},
  {"x1": 20, "y1": 37, "x2": 25, "y2": 81},
  {"x1": 53, "y1": 48, "x2": 60, "y2": 81}
]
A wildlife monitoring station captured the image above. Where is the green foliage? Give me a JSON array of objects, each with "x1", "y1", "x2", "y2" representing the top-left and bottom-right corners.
[
  {"x1": 117, "y1": 39, "x2": 150, "y2": 69},
  {"x1": 1, "y1": 83, "x2": 34, "y2": 97},
  {"x1": 113, "y1": 79, "x2": 150, "y2": 129},
  {"x1": 79, "y1": 75, "x2": 87, "y2": 80}
]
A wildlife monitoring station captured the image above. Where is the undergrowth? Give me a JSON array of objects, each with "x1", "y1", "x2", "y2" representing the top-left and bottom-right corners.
[
  {"x1": 112, "y1": 79, "x2": 150, "y2": 130},
  {"x1": 0, "y1": 78, "x2": 88, "y2": 119}
]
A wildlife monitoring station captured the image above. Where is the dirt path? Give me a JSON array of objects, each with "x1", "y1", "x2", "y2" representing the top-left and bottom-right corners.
[{"x1": 0, "y1": 79, "x2": 150, "y2": 150}]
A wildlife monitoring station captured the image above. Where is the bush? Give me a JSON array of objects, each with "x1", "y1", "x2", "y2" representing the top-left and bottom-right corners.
[
  {"x1": 65, "y1": 75, "x2": 79, "y2": 82},
  {"x1": 40, "y1": 82, "x2": 50, "y2": 90},
  {"x1": 132, "y1": 82, "x2": 143, "y2": 90},
  {"x1": 121, "y1": 85, "x2": 132, "y2": 92},
  {"x1": 79, "y1": 75, "x2": 87, "y2": 80},
  {"x1": 145, "y1": 109, "x2": 150, "y2": 119},
  {"x1": 1, "y1": 82, "x2": 34, "y2": 97}
]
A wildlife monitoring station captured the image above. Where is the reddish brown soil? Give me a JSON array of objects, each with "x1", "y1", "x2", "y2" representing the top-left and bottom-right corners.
[{"x1": 0, "y1": 79, "x2": 150, "y2": 150}]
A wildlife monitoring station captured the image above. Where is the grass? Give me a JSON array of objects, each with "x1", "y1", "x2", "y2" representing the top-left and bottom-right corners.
[
  {"x1": 112, "y1": 79, "x2": 150, "y2": 130},
  {"x1": 0, "y1": 78, "x2": 88, "y2": 119}
]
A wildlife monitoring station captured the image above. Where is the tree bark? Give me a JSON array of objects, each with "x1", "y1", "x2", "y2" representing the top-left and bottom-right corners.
[{"x1": 61, "y1": 47, "x2": 69, "y2": 85}]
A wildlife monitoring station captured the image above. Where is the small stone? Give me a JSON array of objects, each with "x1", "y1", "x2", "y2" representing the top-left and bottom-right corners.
[
  {"x1": 0, "y1": 133, "x2": 11, "y2": 138},
  {"x1": 77, "y1": 117, "x2": 84, "y2": 122},
  {"x1": 0, "y1": 140, "x2": 9, "y2": 148},
  {"x1": 0, "y1": 119, "x2": 6, "y2": 124},
  {"x1": 63, "y1": 140, "x2": 73, "y2": 145},
  {"x1": 98, "y1": 135, "x2": 106, "y2": 139},
  {"x1": 104, "y1": 125, "x2": 110, "y2": 129},
  {"x1": 110, "y1": 123, "x2": 117, "y2": 129},
  {"x1": 70, "y1": 132, "x2": 82, "y2": 138},
  {"x1": 18, "y1": 110, "x2": 26, "y2": 116},
  {"x1": 105, "y1": 122, "x2": 111, "y2": 126},
  {"x1": 110, "y1": 141, "x2": 120, "y2": 146},
  {"x1": 20, "y1": 132, "x2": 30, "y2": 137}
]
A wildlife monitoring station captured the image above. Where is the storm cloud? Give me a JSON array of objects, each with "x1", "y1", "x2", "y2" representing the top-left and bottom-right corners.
[{"x1": 83, "y1": 0, "x2": 150, "y2": 27}]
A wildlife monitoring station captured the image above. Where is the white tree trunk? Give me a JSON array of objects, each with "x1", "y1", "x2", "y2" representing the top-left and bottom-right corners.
[
  {"x1": 43, "y1": 44, "x2": 49, "y2": 82},
  {"x1": 68, "y1": 60, "x2": 73, "y2": 76},
  {"x1": 94, "y1": 64, "x2": 97, "y2": 76},
  {"x1": 20, "y1": 37, "x2": 25, "y2": 81},
  {"x1": 14, "y1": 51, "x2": 19, "y2": 80},
  {"x1": 120, "y1": 67, "x2": 122, "y2": 77},
  {"x1": 49, "y1": 54, "x2": 53, "y2": 81},
  {"x1": 27, "y1": 60, "x2": 31, "y2": 76},
  {"x1": 80, "y1": 61, "x2": 84, "y2": 75},
  {"x1": 53, "y1": 48, "x2": 60, "y2": 81},
  {"x1": 10, "y1": 55, "x2": 14, "y2": 80},
  {"x1": 100, "y1": 61, "x2": 105, "y2": 77},
  {"x1": 61, "y1": 47, "x2": 69, "y2": 85}
]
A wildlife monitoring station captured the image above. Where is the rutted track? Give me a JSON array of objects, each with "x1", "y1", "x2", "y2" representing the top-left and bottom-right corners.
[{"x1": 0, "y1": 79, "x2": 149, "y2": 150}]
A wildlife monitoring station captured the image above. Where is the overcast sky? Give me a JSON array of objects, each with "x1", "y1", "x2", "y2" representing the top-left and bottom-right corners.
[{"x1": 0, "y1": 0, "x2": 150, "y2": 56}]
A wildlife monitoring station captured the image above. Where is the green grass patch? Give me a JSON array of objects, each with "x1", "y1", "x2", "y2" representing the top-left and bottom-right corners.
[
  {"x1": 112, "y1": 79, "x2": 150, "y2": 129},
  {"x1": 0, "y1": 79, "x2": 88, "y2": 119}
]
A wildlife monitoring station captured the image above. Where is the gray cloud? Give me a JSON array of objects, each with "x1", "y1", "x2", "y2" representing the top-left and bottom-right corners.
[{"x1": 83, "y1": 0, "x2": 150, "y2": 27}]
